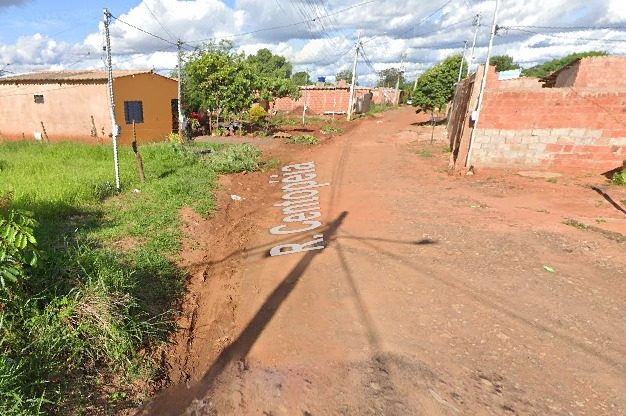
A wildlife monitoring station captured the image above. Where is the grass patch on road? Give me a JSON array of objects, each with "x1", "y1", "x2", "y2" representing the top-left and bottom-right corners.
[
  {"x1": 320, "y1": 125, "x2": 344, "y2": 135},
  {"x1": 287, "y1": 135, "x2": 320, "y2": 145},
  {"x1": 0, "y1": 141, "x2": 260, "y2": 415},
  {"x1": 416, "y1": 149, "x2": 433, "y2": 158},
  {"x1": 564, "y1": 218, "x2": 589, "y2": 230}
]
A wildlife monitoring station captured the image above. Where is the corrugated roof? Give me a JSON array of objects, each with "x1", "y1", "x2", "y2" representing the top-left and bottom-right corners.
[{"x1": 0, "y1": 70, "x2": 154, "y2": 84}]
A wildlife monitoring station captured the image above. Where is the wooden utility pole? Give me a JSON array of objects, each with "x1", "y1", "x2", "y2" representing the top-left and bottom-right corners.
[
  {"x1": 132, "y1": 121, "x2": 146, "y2": 183},
  {"x1": 177, "y1": 40, "x2": 184, "y2": 144},
  {"x1": 103, "y1": 8, "x2": 121, "y2": 192},
  {"x1": 466, "y1": 1, "x2": 499, "y2": 167},
  {"x1": 347, "y1": 32, "x2": 361, "y2": 121}
]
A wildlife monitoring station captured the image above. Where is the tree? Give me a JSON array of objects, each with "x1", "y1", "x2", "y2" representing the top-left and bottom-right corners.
[
  {"x1": 412, "y1": 55, "x2": 466, "y2": 112},
  {"x1": 489, "y1": 55, "x2": 520, "y2": 72},
  {"x1": 377, "y1": 68, "x2": 404, "y2": 87},
  {"x1": 292, "y1": 71, "x2": 311, "y2": 86},
  {"x1": 246, "y1": 48, "x2": 292, "y2": 79},
  {"x1": 183, "y1": 41, "x2": 256, "y2": 118},
  {"x1": 182, "y1": 41, "x2": 299, "y2": 128},
  {"x1": 336, "y1": 69, "x2": 353, "y2": 84},
  {"x1": 522, "y1": 51, "x2": 608, "y2": 78}
]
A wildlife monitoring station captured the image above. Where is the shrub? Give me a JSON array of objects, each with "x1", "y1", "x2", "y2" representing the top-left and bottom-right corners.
[
  {"x1": 0, "y1": 207, "x2": 39, "y2": 293},
  {"x1": 249, "y1": 104, "x2": 267, "y2": 124},
  {"x1": 612, "y1": 169, "x2": 626, "y2": 185}
]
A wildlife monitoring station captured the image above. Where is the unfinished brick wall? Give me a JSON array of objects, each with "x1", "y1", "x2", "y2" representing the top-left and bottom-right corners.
[
  {"x1": 272, "y1": 86, "x2": 399, "y2": 115},
  {"x1": 469, "y1": 59, "x2": 626, "y2": 171},
  {"x1": 273, "y1": 88, "x2": 356, "y2": 114}
]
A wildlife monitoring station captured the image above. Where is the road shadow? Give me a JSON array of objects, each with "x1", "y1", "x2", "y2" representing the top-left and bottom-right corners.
[
  {"x1": 589, "y1": 185, "x2": 626, "y2": 215},
  {"x1": 337, "y1": 230, "x2": 626, "y2": 373},
  {"x1": 137, "y1": 211, "x2": 349, "y2": 416}
]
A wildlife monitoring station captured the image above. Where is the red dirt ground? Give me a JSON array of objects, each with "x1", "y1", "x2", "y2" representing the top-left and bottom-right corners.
[{"x1": 138, "y1": 107, "x2": 626, "y2": 416}]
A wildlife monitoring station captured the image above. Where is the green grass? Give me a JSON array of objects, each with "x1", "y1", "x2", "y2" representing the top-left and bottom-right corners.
[
  {"x1": 366, "y1": 103, "x2": 391, "y2": 116},
  {"x1": 563, "y1": 218, "x2": 589, "y2": 230},
  {"x1": 320, "y1": 125, "x2": 344, "y2": 135},
  {"x1": 416, "y1": 149, "x2": 433, "y2": 158},
  {"x1": 0, "y1": 140, "x2": 261, "y2": 415},
  {"x1": 287, "y1": 135, "x2": 320, "y2": 145}
]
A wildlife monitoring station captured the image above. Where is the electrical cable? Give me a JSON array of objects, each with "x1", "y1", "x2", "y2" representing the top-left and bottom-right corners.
[
  {"x1": 504, "y1": 27, "x2": 626, "y2": 43},
  {"x1": 506, "y1": 24, "x2": 626, "y2": 31},
  {"x1": 109, "y1": 13, "x2": 185, "y2": 49},
  {"x1": 143, "y1": 1, "x2": 178, "y2": 42},
  {"x1": 185, "y1": 0, "x2": 381, "y2": 45}
]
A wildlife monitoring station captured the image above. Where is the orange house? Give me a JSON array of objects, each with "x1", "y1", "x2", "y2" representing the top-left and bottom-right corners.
[{"x1": 0, "y1": 70, "x2": 178, "y2": 145}]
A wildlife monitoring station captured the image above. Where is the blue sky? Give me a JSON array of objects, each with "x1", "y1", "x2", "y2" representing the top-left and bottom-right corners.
[
  {"x1": 0, "y1": 0, "x2": 625, "y2": 85},
  {"x1": 0, "y1": 0, "x2": 237, "y2": 43}
]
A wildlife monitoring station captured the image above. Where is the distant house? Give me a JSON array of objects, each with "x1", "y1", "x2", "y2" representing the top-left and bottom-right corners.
[{"x1": 0, "y1": 70, "x2": 178, "y2": 145}]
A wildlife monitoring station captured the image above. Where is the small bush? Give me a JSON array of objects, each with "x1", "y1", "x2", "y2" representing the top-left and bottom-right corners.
[
  {"x1": 167, "y1": 132, "x2": 180, "y2": 144},
  {"x1": 612, "y1": 169, "x2": 626, "y2": 185},
  {"x1": 249, "y1": 105, "x2": 267, "y2": 124},
  {"x1": 93, "y1": 181, "x2": 116, "y2": 201},
  {"x1": 287, "y1": 135, "x2": 319, "y2": 145},
  {"x1": 417, "y1": 149, "x2": 433, "y2": 158}
]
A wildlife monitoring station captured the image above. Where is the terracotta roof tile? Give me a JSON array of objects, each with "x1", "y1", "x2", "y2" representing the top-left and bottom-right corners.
[{"x1": 0, "y1": 70, "x2": 154, "y2": 83}]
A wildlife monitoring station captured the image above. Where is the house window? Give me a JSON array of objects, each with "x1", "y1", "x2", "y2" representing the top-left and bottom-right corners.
[
  {"x1": 124, "y1": 101, "x2": 144, "y2": 124},
  {"x1": 34, "y1": 94, "x2": 44, "y2": 104}
]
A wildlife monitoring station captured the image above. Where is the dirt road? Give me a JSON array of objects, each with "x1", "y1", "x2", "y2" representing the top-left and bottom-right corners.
[{"x1": 141, "y1": 107, "x2": 626, "y2": 415}]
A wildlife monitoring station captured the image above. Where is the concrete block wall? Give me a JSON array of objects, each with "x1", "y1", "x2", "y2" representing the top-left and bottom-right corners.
[
  {"x1": 472, "y1": 128, "x2": 626, "y2": 171},
  {"x1": 472, "y1": 64, "x2": 626, "y2": 170}
]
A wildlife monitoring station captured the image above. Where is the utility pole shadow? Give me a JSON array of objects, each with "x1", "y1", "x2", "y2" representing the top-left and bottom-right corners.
[{"x1": 137, "y1": 211, "x2": 348, "y2": 416}]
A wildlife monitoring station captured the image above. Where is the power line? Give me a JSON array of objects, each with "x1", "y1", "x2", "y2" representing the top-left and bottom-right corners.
[
  {"x1": 506, "y1": 24, "x2": 626, "y2": 31},
  {"x1": 504, "y1": 27, "x2": 626, "y2": 43},
  {"x1": 185, "y1": 0, "x2": 381, "y2": 45},
  {"x1": 361, "y1": 0, "x2": 456, "y2": 46},
  {"x1": 109, "y1": 13, "x2": 184, "y2": 49},
  {"x1": 142, "y1": 1, "x2": 178, "y2": 42}
]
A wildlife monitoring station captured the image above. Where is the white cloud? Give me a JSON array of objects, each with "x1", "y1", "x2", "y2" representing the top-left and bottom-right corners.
[
  {"x1": 0, "y1": 0, "x2": 625, "y2": 84},
  {"x1": 0, "y1": 0, "x2": 29, "y2": 8}
]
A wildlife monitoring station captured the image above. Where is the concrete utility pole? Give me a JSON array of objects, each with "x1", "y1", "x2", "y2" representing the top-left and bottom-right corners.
[
  {"x1": 394, "y1": 53, "x2": 406, "y2": 106},
  {"x1": 466, "y1": 0, "x2": 499, "y2": 167},
  {"x1": 347, "y1": 32, "x2": 361, "y2": 121},
  {"x1": 302, "y1": 69, "x2": 308, "y2": 126},
  {"x1": 177, "y1": 40, "x2": 184, "y2": 144},
  {"x1": 469, "y1": 13, "x2": 481, "y2": 72},
  {"x1": 103, "y1": 8, "x2": 121, "y2": 192},
  {"x1": 457, "y1": 40, "x2": 468, "y2": 84}
]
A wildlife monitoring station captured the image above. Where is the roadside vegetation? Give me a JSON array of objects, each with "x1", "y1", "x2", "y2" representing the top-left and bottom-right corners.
[
  {"x1": 287, "y1": 134, "x2": 319, "y2": 145},
  {"x1": 612, "y1": 168, "x2": 626, "y2": 186},
  {"x1": 0, "y1": 141, "x2": 260, "y2": 415},
  {"x1": 522, "y1": 51, "x2": 607, "y2": 78}
]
